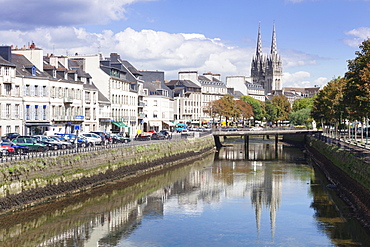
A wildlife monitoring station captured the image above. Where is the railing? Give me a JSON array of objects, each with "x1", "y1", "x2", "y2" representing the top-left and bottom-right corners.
[{"x1": 0, "y1": 132, "x2": 212, "y2": 163}]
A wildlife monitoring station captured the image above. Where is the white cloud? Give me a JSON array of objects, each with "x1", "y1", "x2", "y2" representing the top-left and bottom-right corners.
[
  {"x1": 0, "y1": 0, "x2": 156, "y2": 30},
  {"x1": 283, "y1": 71, "x2": 328, "y2": 87},
  {"x1": 2, "y1": 26, "x2": 324, "y2": 83},
  {"x1": 344, "y1": 27, "x2": 370, "y2": 48}
]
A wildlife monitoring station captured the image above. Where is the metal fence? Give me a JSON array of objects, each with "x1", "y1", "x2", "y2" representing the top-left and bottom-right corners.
[{"x1": 0, "y1": 131, "x2": 212, "y2": 163}]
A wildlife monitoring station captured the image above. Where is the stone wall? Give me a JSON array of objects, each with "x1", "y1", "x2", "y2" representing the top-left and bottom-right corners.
[{"x1": 0, "y1": 136, "x2": 214, "y2": 213}]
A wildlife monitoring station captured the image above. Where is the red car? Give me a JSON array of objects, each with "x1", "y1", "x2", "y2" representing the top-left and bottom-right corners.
[{"x1": 1, "y1": 145, "x2": 15, "y2": 156}]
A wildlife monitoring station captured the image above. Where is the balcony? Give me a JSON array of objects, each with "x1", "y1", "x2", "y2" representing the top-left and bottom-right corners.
[
  {"x1": 138, "y1": 113, "x2": 146, "y2": 119},
  {"x1": 63, "y1": 97, "x2": 73, "y2": 104},
  {"x1": 138, "y1": 101, "x2": 146, "y2": 107}
]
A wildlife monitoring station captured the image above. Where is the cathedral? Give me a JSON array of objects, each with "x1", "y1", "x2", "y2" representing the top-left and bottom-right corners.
[{"x1": 251, "y1": 24, "x2": 283, "y2": 94}]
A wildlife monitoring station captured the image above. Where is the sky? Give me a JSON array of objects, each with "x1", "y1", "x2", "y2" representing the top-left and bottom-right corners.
[{"x1": 0, "y1": 0, "x2": 369, "y2": 88}]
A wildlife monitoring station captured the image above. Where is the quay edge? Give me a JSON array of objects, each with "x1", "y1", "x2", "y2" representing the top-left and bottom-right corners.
[{"x1": 0, "y1": 136, "x2": 215, "y2": 214}]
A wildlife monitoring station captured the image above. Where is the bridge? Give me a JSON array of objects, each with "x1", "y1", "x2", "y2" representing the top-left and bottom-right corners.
[{"x1": 213, "y1": 129, "x2": 322, "y2": 158}]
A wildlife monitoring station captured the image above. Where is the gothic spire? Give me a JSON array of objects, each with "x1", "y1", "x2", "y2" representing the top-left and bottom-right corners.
[
  {"x1": 256, "y1": 23, "x2": 263, "y2": 59},
  {"x1": 270, "y1": 24, "x2": 277, "y2": 55}
]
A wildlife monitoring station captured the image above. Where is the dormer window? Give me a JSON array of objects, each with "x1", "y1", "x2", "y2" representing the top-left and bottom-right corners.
[
  {"x1": 53, "y1": 70, "x2": 56, "y2": 78},
  {"x1": 31, "y1": 66, "x2": 36, "y2": 76}
]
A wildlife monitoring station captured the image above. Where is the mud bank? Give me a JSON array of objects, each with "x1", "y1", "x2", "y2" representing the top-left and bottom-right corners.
[
  {"x1": 0, "y1": 136, "x2": 215, "y2": 214},
  {"x1": 306, "y1": 136, "x2": 370, "y2": 229}
]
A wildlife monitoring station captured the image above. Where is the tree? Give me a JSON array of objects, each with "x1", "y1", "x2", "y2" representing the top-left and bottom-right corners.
[
  {"x1": 311, "y1": 77, "x2": 346, "y2": 130},
  {"x1": 344, "y1": 39, "x2": 370, "y2": 119},
  {"x1": 264, "y1": 100, "x2": 278, "y2": 123},
  {"x1": 292, "y1": 97, "x2": 315, "y2": 112},
  {"x1": 289, "y1": 108, "x2": 312, "y2": 126},
  {"x1": 271, "y1": 95, "x2": 291, "y2": 121},
  {"x1": 235, "y1": 100, "x2": 254, "y2": 120},
  {"x1": 240, "y1": 95, "x2": 264, "y2": 120}
]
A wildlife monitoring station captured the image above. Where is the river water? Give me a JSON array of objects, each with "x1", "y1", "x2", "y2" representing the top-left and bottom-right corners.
[{"x1": 1, "y1": 138, "x2": 370, "y2": 246}]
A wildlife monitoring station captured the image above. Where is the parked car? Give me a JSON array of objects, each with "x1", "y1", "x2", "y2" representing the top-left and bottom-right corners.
[
  {"x1": 135, "y1": 132, "x2": 152, "y2": 141},
  {"x1": 0, "y1": 146, "x2": 8, "y2": 157},
  {"x1": 151, "y1": 132, "x2": 166, "y2": 140},
  {"x1": 250, "y1": 126, "x2": 263, "y2": 131},
  {"x1": 12, "y1": 137, "x2": 48, "y2": 152},
  {"x1": 32, "y1": 135, "x2": 65, "y2": 150},
  {"x1": 79, "y1": 133, "x2": 102, "y2": 146},
  {"x1": 159, "y1": 130, "x2": 171, "y2": 139},
  {"x1": 1, "y1": 139, "x2": 29, "y2": 154},
  {"x1": 4, "y1": 132, "x2": 20, "y2": 140},
  {"x1": 56, "y1": 134, "x2": 89, "y2": 148},
  {"x1": 110, "y1": 134, "x2": 131, "y2": 144},
  {"x1": 48, "y1": 136, "x2": 74, "y2": 149},
  {"x1": 0, "y1": 145, "x2": 15, "y2": 156}
]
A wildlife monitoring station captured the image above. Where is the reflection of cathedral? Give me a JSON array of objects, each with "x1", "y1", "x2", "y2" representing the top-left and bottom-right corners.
[{"x1": 251, "y1": 164, "x2": 282, "y2": 238}]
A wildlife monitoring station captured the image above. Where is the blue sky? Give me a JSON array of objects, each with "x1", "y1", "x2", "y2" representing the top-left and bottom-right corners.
[{"x1": 0, "y1": 0, "x2": 369, "y2": 88}]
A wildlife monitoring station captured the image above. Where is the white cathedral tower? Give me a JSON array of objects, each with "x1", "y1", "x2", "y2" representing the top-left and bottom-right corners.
[{"x1": 251, "y1": 24, "x2": 283, "y2": 94}]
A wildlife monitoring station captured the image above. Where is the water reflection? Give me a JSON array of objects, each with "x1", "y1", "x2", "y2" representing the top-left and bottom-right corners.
[{"x1": 0, "y1": 139, "x2": 369, "y2": 246}]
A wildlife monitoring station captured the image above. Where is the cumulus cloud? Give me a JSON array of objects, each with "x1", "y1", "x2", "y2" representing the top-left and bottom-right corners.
[
  {"x1": 0, "y1": 0, "x2": 155, "y2": 30},
  {"x1": 344, "y1": 27, "x2": 370, "y2": 48},
  {"x1": 3, "y1": 26, "x2": 323, "y2": 83},
  {"x1": 283, "y1": 71, "x2": 328, "y2": 87}
]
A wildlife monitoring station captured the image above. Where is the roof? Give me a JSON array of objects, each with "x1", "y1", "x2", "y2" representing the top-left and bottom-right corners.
[
  {"x1": 11, "y1": 54, "x2": 48, "y2": 78},
  {"x1": 0, "y1": 56, "x2": 16, "y2": 67}
]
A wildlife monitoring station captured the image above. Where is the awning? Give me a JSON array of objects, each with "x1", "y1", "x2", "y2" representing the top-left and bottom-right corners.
[
  {"x1": 149, "y1": 120, "x2": 161, "y2": 127},
  {"x1": 162, "y1": 121, "x2": 175, "y2": 126},
  {"x1": 113, "y1": 122, "x2": 128, "y2": 127},
  {"x1": 25, "y1": 122, "x2": 51, "y2": 126}
]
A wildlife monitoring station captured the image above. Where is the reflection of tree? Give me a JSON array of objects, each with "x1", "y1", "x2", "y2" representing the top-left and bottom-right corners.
[{"x1": 309, "y1": 168, "x2": 370, "y2": 246}]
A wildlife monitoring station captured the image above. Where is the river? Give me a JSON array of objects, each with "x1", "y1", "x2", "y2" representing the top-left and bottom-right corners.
[{"x1": 0, "y1": 137, "x2": 369, "y2": 246}]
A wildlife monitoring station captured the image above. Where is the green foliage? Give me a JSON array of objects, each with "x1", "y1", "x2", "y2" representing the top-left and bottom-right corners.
[
  {"x1": 289, "y1": 108, "x2": 312, "y2": 126},
  {"x1": 344, "y1": 39, "x2": 370, "y2": 119},
  {"x1": 240, "y1": 95, "x2": 264, "y2": 120},
  {"x1": 271, "y1": 95, "x2": 291, "y2": 121},
  {"x1": 264, "y1": 100, "x2": 278, "y2": 123},
  {"x1": 292, "y1": 97, "x2": 315, "y2": 112},
  {"x1": 311, "y1": 77, "x2": 346, "y2": 123}
]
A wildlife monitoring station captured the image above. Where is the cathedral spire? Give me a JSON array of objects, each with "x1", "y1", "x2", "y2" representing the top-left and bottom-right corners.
[
  {"x1": 256, "y1": 23, "x2": 263, "y2": 59},
  {"x1": 271, "y1": 24, "x2": 277, "y2": 55}
]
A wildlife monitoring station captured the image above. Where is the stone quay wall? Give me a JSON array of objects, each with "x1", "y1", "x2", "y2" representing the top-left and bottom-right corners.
[
  {"x1": 306, "y1": 136, "x2": 370, "y2": 228},
  {"x1": 0, "y1": 136, "x2": 215, "y2": 213}
]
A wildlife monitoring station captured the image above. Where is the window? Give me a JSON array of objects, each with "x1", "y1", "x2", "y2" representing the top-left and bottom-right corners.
[
  {"x1": 25, "y1": 105, "x2": 30, "y2": 120},
  {"x1": 14, "y1": 104, "x2": 19, "y2": 119},
  {"x1": 25, "y1": 85, "x2": 30, "y2": 96},
  {"x1": 35, "y1": 105, "x2": 39, "y2": 120},
  {"x1": 34, "y1": 85, "x2": 38, "y2": 96},
  {"x1": 6, "y1": 104, "x2": 11, "y2": 118},
  {"x1": 5, "y1": 67, "x2": 9, "y2": 76},
  {"x1": 15, "y1": 126, "x2": 19, "y2": 133},
  {"x1": 42, "y1": 106, "x2": 47, "y2": 120},
  {"x1": 6, "y1": 125, "x2": 10, "y2": 134},
  {"x1": 31, "y1": 66, "x2": 36, "y2": 76},
  {"x1": 153, "y1": 100, "x2": 158, "y2": 107},
  {"x1": 42, "y1": 86, "x2": 47, "y2": 96},
  {"x1": 85, "y1": 91, "x2": 91, "y2": 102},
  {"x1": 15, "y1": 85, "x2": 20, "y2": 96},
  {"x1": 4, "y1": 83, "x2": 11, "y2": 96}
]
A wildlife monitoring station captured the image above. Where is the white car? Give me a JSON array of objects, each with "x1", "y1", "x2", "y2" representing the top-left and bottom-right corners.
[
  {"x1": 79, "y1": 133, "x2": 102, "y2": 146},
  {"x1": 250, "y1": 126, "x2": 264, "y2": 131}
]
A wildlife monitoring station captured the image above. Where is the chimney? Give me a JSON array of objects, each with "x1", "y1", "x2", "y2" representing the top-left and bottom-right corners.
[
  {"x1": 0, "y1": 46, "x2": 12, "y2": 62},
  {"x1": 110, "y1": 53, "x2": 120, "y2": 62}
]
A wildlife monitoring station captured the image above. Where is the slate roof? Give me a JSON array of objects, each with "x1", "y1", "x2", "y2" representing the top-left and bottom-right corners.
[
  {"x1": 11, "y1": 53, "x2": 48, "y2": 78},
  {"x1": 0, "y1": 56, "x2": 16, "y2": 67}
]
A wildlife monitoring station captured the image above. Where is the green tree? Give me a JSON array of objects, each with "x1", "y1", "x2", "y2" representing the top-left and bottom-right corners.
[
  {"x1": 240, "y1": 95, "x2": 264, "y2": 120},
  {"x1": 311, "y1": 77, "x2": 346, "y2": 130},
  {"x1": 265, "y1": 100, "x2": 278, "y2": 123},
  {"x1": 289, "y1": 108, "x2": 312, "y2": 126},
  {"x1": 271, "y1": 95, "x2": 291, "y2": 121},
  {"x1": 292, "y1": 97, "x2": 315, "y2": 112},
  {"x1": 344, "y1": 39, "x2": 370, "y2": 119}
]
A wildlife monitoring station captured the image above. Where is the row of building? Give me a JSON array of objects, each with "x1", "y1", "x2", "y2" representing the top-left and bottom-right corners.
[{"x1": 0, "y1": 26, "x2": 319, "y2": 137}]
